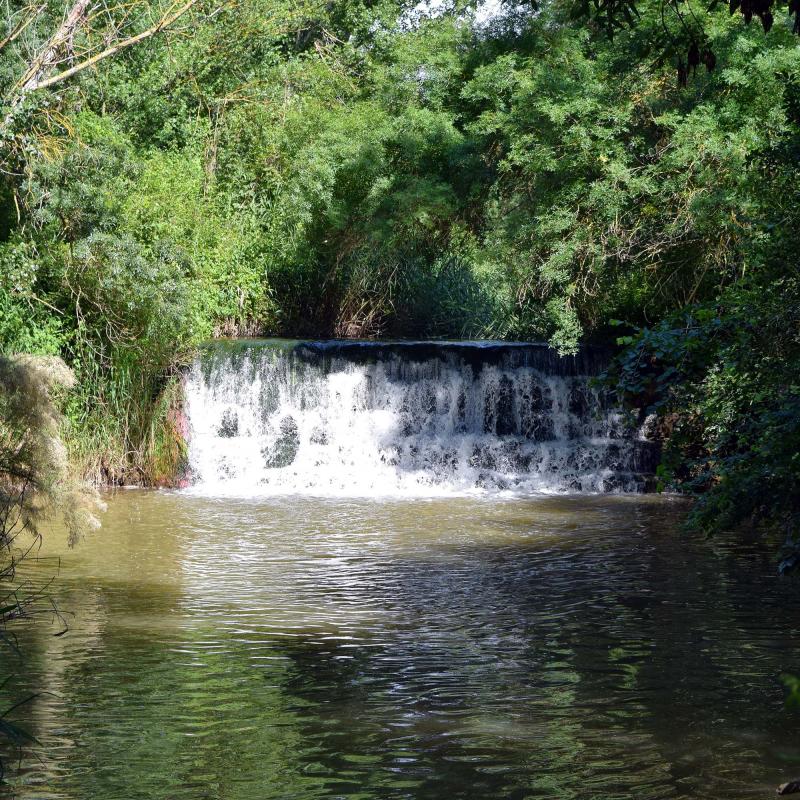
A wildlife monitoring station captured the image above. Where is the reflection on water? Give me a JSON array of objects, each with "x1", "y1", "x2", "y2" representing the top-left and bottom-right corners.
[{"x1": 1, "y1": 492, "x2": 799, "y2": 799}]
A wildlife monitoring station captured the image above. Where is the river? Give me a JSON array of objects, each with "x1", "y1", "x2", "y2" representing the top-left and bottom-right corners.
[
  {"x1": 2, "y1": 490, "x2": 799, "y2": 799},
  {"x1": 2, "y1": 339, "x2": 799, "y2": 798}
]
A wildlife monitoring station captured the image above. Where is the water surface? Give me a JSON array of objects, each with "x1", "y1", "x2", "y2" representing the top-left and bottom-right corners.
[{"x1": 2, "y1": 491, "x2": 799, "y2": 799}]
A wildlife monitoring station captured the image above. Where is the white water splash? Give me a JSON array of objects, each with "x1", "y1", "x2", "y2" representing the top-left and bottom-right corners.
[{"x1": 183, "y1": 341, "x2": 655, "y2": 498}]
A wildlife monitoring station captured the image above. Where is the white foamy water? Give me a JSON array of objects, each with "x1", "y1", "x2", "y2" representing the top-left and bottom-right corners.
[{"x1": 183, "y1": 340, "x2": 656, "y2": 497}]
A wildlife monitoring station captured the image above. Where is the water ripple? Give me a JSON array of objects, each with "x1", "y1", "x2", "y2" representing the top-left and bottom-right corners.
[{"x1": 0, "y1": 492, "x2": 798, "y2": 799}]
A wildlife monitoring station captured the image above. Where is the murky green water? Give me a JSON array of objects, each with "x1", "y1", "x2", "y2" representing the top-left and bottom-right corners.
[{"x1": 2, "y1": 492, "x2": 799, "y2": 799}]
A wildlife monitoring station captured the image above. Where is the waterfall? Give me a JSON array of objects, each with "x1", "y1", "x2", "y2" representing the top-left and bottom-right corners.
[{"x1": 182, "y1": 339, "x2": 657, "y2": 497}]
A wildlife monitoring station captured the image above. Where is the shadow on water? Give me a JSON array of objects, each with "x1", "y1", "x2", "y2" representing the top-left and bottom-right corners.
[{"x1": 0, "y1": 492, "x2": 799, "y2": 799}]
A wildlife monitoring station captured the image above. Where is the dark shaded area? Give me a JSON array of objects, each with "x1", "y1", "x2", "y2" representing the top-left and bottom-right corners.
[{"x1": 203, "y1": 338, "x2": 616, "y2": 377}]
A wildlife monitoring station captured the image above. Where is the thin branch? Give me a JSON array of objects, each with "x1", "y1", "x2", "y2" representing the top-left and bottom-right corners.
[
  {"x1": 14, "y1": 0, "x2": 210, "y2": 96},
  {"x1": 0, "y1": 4, "x2": 46, "y2": 52},
  {"x1": 14, "y1": 0, "x2": 92, "y2": 93}
]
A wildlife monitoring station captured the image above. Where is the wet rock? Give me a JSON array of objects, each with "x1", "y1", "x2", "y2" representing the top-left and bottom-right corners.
[
  {"x1": 425, "y1": 448, "x2": 459, "y2": 479},
  {"x1": 594, "y1": 387, "x2": 615, "y2": 412},
  {"x1": 476, "y1": 472, "x2": 508, "y2": 491},
  {"x1": 310, "y1": 426, "x2": 328, "y2": 445},
  {"x1": 497, "y1": 441, "x2": 532, "y2": 472},
  {"x1": 567, "y1": 475, "x2": 583, "y2": 491},
  {"x1": 633, "y1": 440, "x2": 661, "y2": 473},
  {"x1": 399, "y1": 399, "x2": 420, "y2": 436},
  {"x1": 599, "y1": 474, "x2": 623, "y2": 492},
  {"x1": 641, "y1": 474, "x2": 659, "y2": 493},
  {"x1": 218, "y1": 408, "x2": 239, "y2": 438},
  {"x1": 568, "y1": 383, "x2": 590, "y2": 418},
  {"x1": 262, "y1": 415, "x2": 300, "y2": 468},
  {"x1": 495, "y1": 375, "x2": 516, "y2": 436},
  {"x1": 640, "y1": 412, "x2": 660, "y2": 440},
  {"x1": 601, "y1": 443, "x2": 623, "y2": 472},
  {"x1": 470, "y1": 445, "x2": 497, "y2": 470},
  {"x1": 526, "y1": 414, "x2": 555, "y2": 442},
  {"x1": 422, "y1": 385, "x2": 437, "y2": 417},
  {"x1": 380, "y1": 449, "x2": 400, "y2": 467},
  {"x1": 521, "y1": 379, "x2": 548, "y2": 413},
  {"x1": 455, "y1": 390, "x2": 467, "y2": 431},
  {"x1": 520, "y1": 383, "x2": 554, "y2": 441}
]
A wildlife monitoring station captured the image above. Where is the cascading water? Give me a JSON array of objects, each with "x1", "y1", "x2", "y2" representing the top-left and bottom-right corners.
[{"x1": 183, "y1": 339, "x2": 658, "y2": 497}]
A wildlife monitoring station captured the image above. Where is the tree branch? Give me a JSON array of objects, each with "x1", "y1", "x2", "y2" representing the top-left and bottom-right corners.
[
  {"x1": 20, "y1": 0, "x2": 203, "y2": 93},
  {"x1": 0, "y1": 4, "x2": 46, "y2": 52},
  {"x1": 14, "y1": 0, "x2": 92, "y2": 93}
]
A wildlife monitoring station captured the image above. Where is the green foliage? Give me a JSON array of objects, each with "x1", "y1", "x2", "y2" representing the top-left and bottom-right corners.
[
  {"x1": 605, "y1": 272, "x2": 800, "y2": 549},
  {"x1": 0, "y1": 240, "x2": 65, "y2": 355}
]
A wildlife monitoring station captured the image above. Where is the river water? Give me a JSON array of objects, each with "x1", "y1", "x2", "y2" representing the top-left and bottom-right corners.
[{"x1": 2, "y1": 490, "x2": 799, "y2": 799}]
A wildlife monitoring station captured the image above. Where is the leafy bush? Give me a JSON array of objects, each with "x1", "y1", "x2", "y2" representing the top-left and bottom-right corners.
[{"x1": 604, "y1": 274, "x2": 800, "y2": 560}]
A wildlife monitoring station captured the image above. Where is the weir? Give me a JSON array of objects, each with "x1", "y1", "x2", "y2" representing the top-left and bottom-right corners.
[{"x1": 183, "y1": 339, "x2": 658, "y2": 496}]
